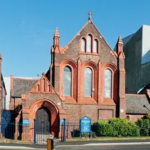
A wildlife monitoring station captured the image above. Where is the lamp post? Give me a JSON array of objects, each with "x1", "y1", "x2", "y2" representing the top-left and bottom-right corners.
[{"x1": 143, "y1": 105, "x2": 150, "y2": 111}]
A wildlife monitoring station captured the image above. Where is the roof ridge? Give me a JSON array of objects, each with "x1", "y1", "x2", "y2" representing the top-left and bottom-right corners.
[
  {"x1": 66, "y1": 21, "x2": 90, "y2": 46},
  {"x1": 13, "y1": 77, "x2": 39, "y2": 80},
  {"x1": 91, "y1": 20, "x2": 116, "y2": 54}
]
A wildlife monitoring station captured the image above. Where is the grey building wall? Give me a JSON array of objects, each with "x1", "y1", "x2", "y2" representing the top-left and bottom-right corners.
[
  {"x1": 123, "y1": 27, "x2": 142, "y2": 93},
  {"x1": 124, "y1": 26, "x2": 150, "y2": 93}
]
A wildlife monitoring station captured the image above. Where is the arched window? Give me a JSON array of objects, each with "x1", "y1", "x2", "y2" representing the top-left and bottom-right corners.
[
  {"x1": 93, "y1": 39, "x2": 98, "y2": 53},
  {"x1": 84, "y1": 67, "x2": 92, "y2": 97},
  {"x1": 87, "y1": 35, "x2": 92, "y2": 52},
  {"x1": 63, "y1": 66, "x2": 72, "y2": 96},
  {"x1": 104, "y1": 69, "x2": 112, "y2": 98},
  {"x1": 81, "y1": 38, "x2": 86, "y2": 52}
]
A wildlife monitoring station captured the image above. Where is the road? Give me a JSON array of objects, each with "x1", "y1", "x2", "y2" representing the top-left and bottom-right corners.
[
  {"x1": 56, "y1": 145, "x2": 150, "y2": 150},
  {"x1": 56, "y1": 141, "x2": 150, "y2": 150},
  {"x1": 0, "y1": 144, "x2": 46, "y2": 150},
  {"x1": 0, "y1": 140, "x2": 150, "y2": 150}
]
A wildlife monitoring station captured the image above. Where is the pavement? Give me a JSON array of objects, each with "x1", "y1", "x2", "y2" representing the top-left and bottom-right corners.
[
  {"x1": 1, "y1": 138, "x2": 150, "y2": 150},
  {"x1": 56, "y1": 139, "x2": 150, "y2": 150}
]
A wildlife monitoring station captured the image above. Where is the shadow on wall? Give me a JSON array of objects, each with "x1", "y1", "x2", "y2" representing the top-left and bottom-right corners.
[
  {"x1": 1, "y1": 108, "x2": 23, "y2": 140},
  {"x1": 1, "y1": 110, "x2": 12, "y2": 137}
]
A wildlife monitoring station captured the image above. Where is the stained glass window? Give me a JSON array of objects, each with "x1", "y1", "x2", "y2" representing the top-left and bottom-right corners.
[
  {"x1": 84, "y1": 67, "x2": 92, "y2": 97},
  {"x1": 81, "y1": 38, "x2": 86, "y2": 52},
  {"x1": 87, "y1": 35, "x2": 92, "y2": 52},
  {"x1": 104, "y1": 69, "x2": 112, "y2": 98},
  {"x1": 93, "y1": 39, "x2": 98, "y2": 53},
  {"x1": 63, "y1": 66, "x2": 72, "y2": 96}
]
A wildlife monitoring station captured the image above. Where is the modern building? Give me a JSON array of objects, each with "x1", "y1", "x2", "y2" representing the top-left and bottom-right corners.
[
  {"x1": 123, "y1": 25, "x2": 150, "y2": 121},
  {"x1": 123, "y1": 25, "x2": 150, "y2": 94}
]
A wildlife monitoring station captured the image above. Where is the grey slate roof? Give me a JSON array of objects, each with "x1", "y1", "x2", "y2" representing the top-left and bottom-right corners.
[
  {"x1": 126, "y1": 94, "x2": 150, "y2": 114},
  {"x1": 12, "y1": 78, "x2": 38, "y2": 97}
]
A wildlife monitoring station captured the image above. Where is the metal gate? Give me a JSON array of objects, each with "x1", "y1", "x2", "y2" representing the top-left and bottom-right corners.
[{"x1": 35, "y1": 107, "x2": 50, "y2": 144}]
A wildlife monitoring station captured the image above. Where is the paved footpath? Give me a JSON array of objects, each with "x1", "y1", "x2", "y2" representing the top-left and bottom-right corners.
[
  {"x1": 56, "y1": 140, "x2": 150, "y2": 150},
  {"x1": 1, "y1": 139, "x2": 150, "y2": 150},
  {"x1": 0, "y1": 144, "x2": 46, "y2": 150}
]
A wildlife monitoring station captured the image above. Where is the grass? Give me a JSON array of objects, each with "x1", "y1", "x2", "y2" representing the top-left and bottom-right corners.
[{"x1": 66, "y1": 136, "x2": 150, "y2": 142}]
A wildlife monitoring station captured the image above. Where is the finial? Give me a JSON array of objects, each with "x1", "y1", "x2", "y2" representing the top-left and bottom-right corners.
[
  {"x1": 118, "y1": 36, "x2": 123, "y2": 44},
  {"x1": 54, "y1": 27, "x2": 60, "y2": 37},
  {"x1": 88, "y1": 11, "x2": 92, "y2": 21}
]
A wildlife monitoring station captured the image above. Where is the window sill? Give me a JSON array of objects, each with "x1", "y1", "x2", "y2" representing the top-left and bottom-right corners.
[
  {"x1": 64, "y1": 96, "x2": 77, "y2": 104},
  {"x1": 101, "y1": 98, "x2": 116, "y2": 105},
  {"x1": 79, "y1": 52, "x2": 100, "y2": 55}
]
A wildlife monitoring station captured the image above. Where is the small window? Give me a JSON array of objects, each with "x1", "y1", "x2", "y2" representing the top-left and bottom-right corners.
[
  {"x1": 63, "y1": 66, "x2": 72, "y2": 96},
  {"x1": 87, "y1": 35, "x2": 92, "y2": 52},
  {"x1": 81, "y1": 38, "x2": 86, "y2": 52},
  {"x1": 93, "y1": 39, "x2": 98, "y2": 53},
  {"x1": 84, "y1": 67, "x2": 92, "y2": 97},
  {"x1": 104, "y1": 69, "x2": 112, "y2": 98}
]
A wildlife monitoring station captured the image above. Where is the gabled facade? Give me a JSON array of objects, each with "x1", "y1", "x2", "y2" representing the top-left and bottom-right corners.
[{"x1": 50, "y1": 15, "x2": 126, "y2": 122}]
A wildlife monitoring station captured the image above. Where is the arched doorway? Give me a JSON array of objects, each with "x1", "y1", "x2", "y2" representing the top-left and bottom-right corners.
[
  {"x1": 36, "y1": 107, "x2": 50, "y2": 134},
  {"x1": 28, "y1": 99, "x2": 60, "y2": 142}
]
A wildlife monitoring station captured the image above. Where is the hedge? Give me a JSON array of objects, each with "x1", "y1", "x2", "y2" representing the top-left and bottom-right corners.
[
  {"x1": 136, "y1": 118, "x2": 150, "y2": 136},
  {"x1": 109, "y1": 118, "x2": 140, "y2": 137},
  {"x1": 92, "y1": 120, "x2": 113, "y2": 136},
  {"x1": 92, "y1": 118, "x2": 140, "y2": 137}
]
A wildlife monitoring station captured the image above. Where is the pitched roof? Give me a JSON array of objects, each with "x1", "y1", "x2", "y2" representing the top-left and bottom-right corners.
[
  {"x1": 126, "y1": 94, "x2": 150, "y2": 114},
  {"x1": 12, "y1": 78, "x2": 39, "y2": 97}
]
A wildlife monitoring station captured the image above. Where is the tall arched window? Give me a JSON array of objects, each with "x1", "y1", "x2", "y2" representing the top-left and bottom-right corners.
[
  {"x1": 104, "y1": 69, "x2": 112, "y2": 98},
  {"x1": 63, "y1": 66, "x2": 72, "y2": 96},
  {"x1": 81, "y1": 38, "x2": 86, "y2": 52},
  {"x1": 93, "y1": 39, "x2": 98, "y2": 53},
  {"x1": 84, "y1": 67, "x2": 92, "y2": 97},
  {"x1": 87, "y1": 35, "x2": 92, "y2": 52}
]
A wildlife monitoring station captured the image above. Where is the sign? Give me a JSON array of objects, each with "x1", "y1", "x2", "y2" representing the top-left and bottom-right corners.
[
  {"x1": 80, "y1": 116, "x2": 91, "y2": 133},
  {"x1": 60, "y1": 119, "x2": 67, "y2": 125},
  {"x1": 23, "y1": 119, "x2": 30, "y2": 126},
  {"x1": 60, "y1": 119, "x2": 64, "y2": 125}
]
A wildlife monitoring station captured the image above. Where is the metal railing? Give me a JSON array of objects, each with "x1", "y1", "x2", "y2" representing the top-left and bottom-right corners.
[{"x1": 1, "y1": 122, "x2": 29, "y2": 140}]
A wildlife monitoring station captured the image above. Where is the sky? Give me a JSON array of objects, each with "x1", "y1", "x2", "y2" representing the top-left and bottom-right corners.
[{"x1": 0, "y1": 0, "x2": 150, "y2": 77}]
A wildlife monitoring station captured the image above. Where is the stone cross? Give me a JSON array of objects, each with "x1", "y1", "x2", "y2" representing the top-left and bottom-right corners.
[{"x1": 88, "y1": 11, "x2": 92, "y2": 21}]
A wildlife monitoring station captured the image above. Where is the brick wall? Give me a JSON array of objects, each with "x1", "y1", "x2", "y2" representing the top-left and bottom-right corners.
[
  {"x1": 65, "y1": 104, "x2": 116, "y2": 124},
  {"x1": 126, "y1": 114, "x2": 146, "y2": 122}
]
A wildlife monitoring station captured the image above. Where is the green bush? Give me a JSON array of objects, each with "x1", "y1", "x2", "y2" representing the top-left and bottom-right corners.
[
  {"x1": 91, "y1": 131, "x2": 97, "y2": 138},
  {"x1": 92, "y1": 118, "x2": 140, "y2": 137},
  {"x1": 81, "y1": 133, "x2": 90, "y2": 138},
  {"x1": 81, "y1": 132, "x2": 96, "y2": 138},
  {"x1": 109, "y1": 118, "x2": 140, "y2": 137},
  {"x1": 147, "y1": 112, "x2": 150, "y2": 119},
  {"x1": 136, "y1": 118, "x2": 150, "y2": 136},
  {"x1": 92, "y1": 120, "x2": 113, "y2": 136}
]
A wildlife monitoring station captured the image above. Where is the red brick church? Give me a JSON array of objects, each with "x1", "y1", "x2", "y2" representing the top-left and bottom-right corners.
[{"x1": 4, "y1": 13, "x2": 149, "y2": 141}]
